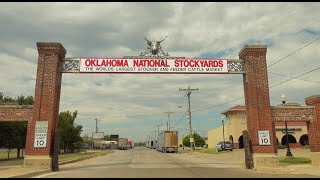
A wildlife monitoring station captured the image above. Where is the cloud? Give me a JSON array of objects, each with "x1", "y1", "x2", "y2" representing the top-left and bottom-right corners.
[{"x1": 0, "y1": 2, "x2": 319, "y2": 142}]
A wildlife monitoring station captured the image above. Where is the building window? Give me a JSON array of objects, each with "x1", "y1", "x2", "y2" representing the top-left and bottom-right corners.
[{"x1": 240, "y1": 115, "x2": 246, "y2": 124}]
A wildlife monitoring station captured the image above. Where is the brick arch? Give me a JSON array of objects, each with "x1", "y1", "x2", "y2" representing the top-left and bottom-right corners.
[
  {"x1": 299, "y1": 134, "x2": 309, "y2": 146},
  {"x1": 7, "y1": 43, "x2": 318, "y2": 170},
  {"x1": 229, "y1": 135, "x2": 234, "y2": 143},
  {"x1": 281, "y1": 134, "x2": 297, "y2": 146},
  {"x1": 238, "y1": 135, "x2": 244, "y2": 149}
]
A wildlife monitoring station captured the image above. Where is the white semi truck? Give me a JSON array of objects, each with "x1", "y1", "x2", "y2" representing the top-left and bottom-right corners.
[
  {"x1": 118, "y1": 138, "x2": 128, "y2": 150},
  {"x1": 157, "y1": 130, "x2": 179, "y2": 153}
]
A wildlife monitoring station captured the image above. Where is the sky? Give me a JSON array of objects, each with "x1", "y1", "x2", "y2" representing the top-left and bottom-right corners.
[{"x1": 0, "y1": 2, "x2": 319, "y2": 143}]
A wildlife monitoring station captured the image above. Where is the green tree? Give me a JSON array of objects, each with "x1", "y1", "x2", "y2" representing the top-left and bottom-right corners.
[
  {"x1": 0, "y1": 92, "x2": 3, "y2": 102},
  {"x1": 82, "y1": 135, "x2": 94, "y2": 149},
  {"x1": 16, "y1": 95, "x2": 34, "y2": 105},
  {"x1": 183, "y1": 133, "x2": 205, "y2": 147},
  {"x1": 58, "y1": 110, "x2": 83, "y2": 153},
  {"x1": 103, "y1": 135, "x2": 110, "y2": 141},
  {"x1": 0, "y1": 121, "x2": 27, "y2": 158}
]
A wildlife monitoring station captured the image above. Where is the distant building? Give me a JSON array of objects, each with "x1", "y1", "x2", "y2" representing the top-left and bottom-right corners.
[{"x1": 207, "y1": 103, "x2": 309, "y2": 149}]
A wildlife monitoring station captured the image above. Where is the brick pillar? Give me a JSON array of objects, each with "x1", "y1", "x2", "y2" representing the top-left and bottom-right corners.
[
  {"x1": 24, "y1": 43, "x2": 66, "y2": 169},
  {"x1": 239, "y1": 45, "x2": 278, "y2": 169},
  {"x1": 305, "y1": 95, "x2": 320, "y2": 166}
]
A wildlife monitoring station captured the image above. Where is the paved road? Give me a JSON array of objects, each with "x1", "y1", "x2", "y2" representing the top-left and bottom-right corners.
[{"x1": 35, "y1": 147, "x2": 319, "y2": 178}]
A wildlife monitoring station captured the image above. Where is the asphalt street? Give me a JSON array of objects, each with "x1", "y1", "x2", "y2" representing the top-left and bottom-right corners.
[{"x1": 35, "y1": 147, "x2": 319, "y2": 178}]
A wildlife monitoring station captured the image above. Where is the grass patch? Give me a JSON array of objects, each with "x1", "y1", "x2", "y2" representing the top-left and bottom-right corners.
[
  {"x1": 0, "y1": 149, "x2": 24, "y2": 160},
  {"x1": 59, "y1": 150, "x2": 113, "y2": 162},
  {"x1": 302, "y1": 145, "x2": 309, "y2": 149},
  {"x1": 195, "y1": 148, "x2": 220, "y2": 154},
  {"x1": 279, "y1": 157, "x2": 311, "y2": 164}
]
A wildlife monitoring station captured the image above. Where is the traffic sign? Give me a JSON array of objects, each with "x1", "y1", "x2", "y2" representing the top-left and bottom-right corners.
[
  {"x1": 258, "y1": 130, "x2": 271, "y2": 146},
  {"x1": 34, "y1": 121, "x2": 48, "y2": 148}
]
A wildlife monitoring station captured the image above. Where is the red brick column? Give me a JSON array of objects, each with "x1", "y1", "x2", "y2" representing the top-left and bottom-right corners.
[
  {"x1": 240, "y1": 45, "x2": 278, "y2": 168},
  {"x1": 305, "y1": 95, "x2": 320, "y2": 166},
  {"x1": 24, "y1": 43, "x2": 65, "y2": 169}
]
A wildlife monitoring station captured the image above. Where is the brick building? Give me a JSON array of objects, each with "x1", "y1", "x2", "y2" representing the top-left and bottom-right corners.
[{"x1": 208, "y1": 103, "x2": 309, "y2": 149}]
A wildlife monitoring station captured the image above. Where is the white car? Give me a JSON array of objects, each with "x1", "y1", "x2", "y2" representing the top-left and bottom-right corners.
[{"x1": 216, "y1": 141, "x2": 233, "y2": 152}]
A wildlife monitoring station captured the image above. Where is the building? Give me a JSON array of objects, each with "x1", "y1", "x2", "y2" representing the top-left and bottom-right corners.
[{"x1": 207, "y1": 103, "x2": 309, "y2": 149}]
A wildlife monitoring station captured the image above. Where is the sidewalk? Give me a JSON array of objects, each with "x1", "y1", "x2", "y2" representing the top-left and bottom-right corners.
[
  {"x1": 0, "y1": 159, "x2": 51, "y2": 178},
  {"x1": 192, "y1": 148, "x2": 320, "y2": 177},
  {"x1": 0, "y1": 152, "x2": 111, "y2": 178}
]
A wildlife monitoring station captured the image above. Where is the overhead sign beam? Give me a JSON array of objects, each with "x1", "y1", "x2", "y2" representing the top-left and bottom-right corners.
[{"x1": 61, "y1": 58, "x2": 245, "y2": 74}]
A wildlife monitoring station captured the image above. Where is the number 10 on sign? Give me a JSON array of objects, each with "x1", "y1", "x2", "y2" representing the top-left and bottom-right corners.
[{"x1": 258, "y1": 131, "x2": 271, "y2": 146}]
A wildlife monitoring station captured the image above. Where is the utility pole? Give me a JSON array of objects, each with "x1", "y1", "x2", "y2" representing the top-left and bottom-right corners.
[
  {"x1": 164, "y1": 111, "x2": 174, "y2": 130},
  {"x1": 179, "y1": 85, "x2": 198, "y2": 154},
  {"x1": 94, "y1": 118, "x2": 99, "y2": 133},
  {"x1": 193, "y1": 130, "x2": 196, "y2": 150},
  {"x1": 93, "y1": 118, "x2": 99, "y2": 150}
]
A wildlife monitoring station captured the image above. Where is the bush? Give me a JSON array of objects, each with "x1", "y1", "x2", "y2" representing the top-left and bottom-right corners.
[{"x1": 277, "y1": 145, "x2": 286, "y2": 149}]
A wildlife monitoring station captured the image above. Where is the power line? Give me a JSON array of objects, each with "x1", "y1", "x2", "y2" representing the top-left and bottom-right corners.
[
  {"x1": 269, "y1": 71, "x2": 320, "y2": 84},
  {"x1": 187, "y1": 64, "x2": 320, "y2": 113},
  {"x1": 270, "y1": 65, "x2": 320, "y2": 88},
  {"x1": 192, "y1": 97, "x2": 244, "y2": 113},
  {"x1": 173, "y1": 111, "x2": 189, "y2": 127},
  {"x1": 267, "y1": 36, "x2": 320, "y2": 68}
]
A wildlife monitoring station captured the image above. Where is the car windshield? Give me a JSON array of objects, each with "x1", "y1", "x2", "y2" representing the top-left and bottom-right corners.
[{"x1": 218, "y1": 141, "x2": 232, "y2": 144}]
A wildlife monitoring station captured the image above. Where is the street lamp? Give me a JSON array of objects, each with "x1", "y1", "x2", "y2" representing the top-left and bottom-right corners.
[
  {"x1": 222, "y1": 116, "x2": 226, "y2": 151},
  {"x1": 281, "y1": 94, "x2": 293, "y2": 157}
]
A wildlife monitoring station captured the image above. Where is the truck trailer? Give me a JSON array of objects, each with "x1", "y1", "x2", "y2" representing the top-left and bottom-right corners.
[
  {"x1": 157, "y1": 130, "x2": 178, "y2": 153},
  {"x1": 118, "y1": 138, "x2": 128, "y2": 150}
]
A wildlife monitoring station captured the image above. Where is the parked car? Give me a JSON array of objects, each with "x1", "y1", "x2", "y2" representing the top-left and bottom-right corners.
[{"x1": 216, "y1": 141, "x2": 233, "y2": 152}]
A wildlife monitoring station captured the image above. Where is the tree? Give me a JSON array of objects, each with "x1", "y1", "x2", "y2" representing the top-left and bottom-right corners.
[
  {"x1": 0, "y1": 92, "x2": 3, "y2": 102},
  {"x1": 103, "y1": 135, "x2": 110, "y2": 141},
  {"x1": 16, "y1": 95, "x2": 34, "y2": 105},
  {"x1": 183, "y1": 133, "x2": 205, "y2": 147},
  {"x1": 58, "y1": 110, "x2": 83, "y2": 153},
  {"x1": 82, "y1": 135, "x2": 94, "y2": 149},
  {"x1": 0, "y1": 92, "x2": 34, "y2": 105},
  {"x1": 0, "y1": 121, "x2": 27, "y2": 158}
]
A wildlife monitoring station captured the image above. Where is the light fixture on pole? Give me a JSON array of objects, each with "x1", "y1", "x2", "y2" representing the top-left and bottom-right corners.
[
  {"x1": 281, "y1": 94, "x2": 293, "y2": 157},
  {"x1": 222, "y1": 116, "x2": 226, "y2": 151}
]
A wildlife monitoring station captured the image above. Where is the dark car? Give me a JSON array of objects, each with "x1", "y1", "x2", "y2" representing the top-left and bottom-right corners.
[{"x1": 216, "y1": 141, "x2": 233, "y2": 152}]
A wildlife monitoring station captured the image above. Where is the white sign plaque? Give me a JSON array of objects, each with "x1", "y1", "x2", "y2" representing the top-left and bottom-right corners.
[
  {"x1": 190, "y1": 138, "x2": 194, "y2": 143},
  {"x1": 34, "y1": 121, "x2": 48, "y2": 148},
  {"x1": 79, "y1": 58, "x2": 229, "y2": 74},
  {"x1": 258, "y1": 130, "x2": 271, "y2": 146}
]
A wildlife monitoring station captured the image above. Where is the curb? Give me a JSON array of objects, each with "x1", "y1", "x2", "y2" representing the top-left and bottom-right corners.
[
  {"x1": 7, "y1": 152, "x2": 113, "y2": 178},
  {"x1": 8, "y1": 169, "x2": 52, "y2": 178},
  {"x1": 252, "y1": 166, "x2": 295, "y2": 174},
  {"x1": 59, "y1": 153, "x2": 111, "y2": 165}
]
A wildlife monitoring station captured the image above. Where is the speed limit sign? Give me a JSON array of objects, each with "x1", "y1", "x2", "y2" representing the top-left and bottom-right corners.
[
  {"x1": 258, "y1": 131, "x2": 271, "y2": 146},
  {"x1": 34, "y1": 121, "x2": 48, "y2": 148}
]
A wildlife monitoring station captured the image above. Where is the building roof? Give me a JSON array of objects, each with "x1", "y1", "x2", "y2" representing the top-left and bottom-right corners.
[{"x1": 221, "y1": 105, "x2": 246, "y2": 114}]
